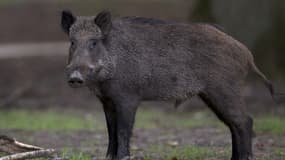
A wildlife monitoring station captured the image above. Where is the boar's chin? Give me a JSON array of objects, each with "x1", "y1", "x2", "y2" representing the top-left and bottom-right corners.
[{"x1": 69, "y1": 83, "x2": 85, "y2": 88}]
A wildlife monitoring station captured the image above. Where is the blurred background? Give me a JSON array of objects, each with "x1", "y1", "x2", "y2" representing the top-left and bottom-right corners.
[{"x1": 0, "y1": 0, "x2": 284, "y2": 159}]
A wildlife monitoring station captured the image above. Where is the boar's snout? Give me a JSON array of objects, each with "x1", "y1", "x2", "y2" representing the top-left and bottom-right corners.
[{"x1": 68, "y1": 70, "x2": 85, "y2": 88}]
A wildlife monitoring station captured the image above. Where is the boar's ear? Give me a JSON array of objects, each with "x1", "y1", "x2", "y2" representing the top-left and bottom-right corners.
[
  {"x1": 61, "y1": 10, "x2": 76, "y2": 34},
  {"x1": 94, "y1": 10, "x2": 112, "y2": 36}
]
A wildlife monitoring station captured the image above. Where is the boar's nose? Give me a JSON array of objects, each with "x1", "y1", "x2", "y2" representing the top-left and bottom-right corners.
[{"x1": 68, "y1": 71, "x2": 84, "y2": 88}]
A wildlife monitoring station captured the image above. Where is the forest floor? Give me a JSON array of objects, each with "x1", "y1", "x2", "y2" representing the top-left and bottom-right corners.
[{"x1": 0, "y1": 106, "x2": 284, "y2": 160}]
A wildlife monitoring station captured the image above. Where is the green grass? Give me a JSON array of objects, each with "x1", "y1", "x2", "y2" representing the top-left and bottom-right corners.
[
  {"x1": 274, "y1": 148, "x2": 285, "y2": 158},
  {"x1": 0, "y1": 109, "x2": 285, "y2": 135},
  {"x1": 136, "y1": 109, "x2": 285, "y2": 135},
  {"x1": 135, "y1": 108, "x2": 222, "y2": 129},
  {"x1": 0, "y1": 110, "x2": 104, "y2": 131},
  {"x1": 31, "y1": 147, "x2": 284, "y2": 160},
  {"x1": 29, "y1": 146, "x2": 284, "y2": 160},
  {"x1": 33, "y1": 149, "x2": 92, "y2": 160},
  {"x1": 0, "y1": 109, "x2": 284, "y2": 160},
  {"x1": 254, "y1": 116, "x2": 285, "y2": 135},
  {"x1": 144, "y1": 145, "x2": 231, "y2": 160},
  {"x1": 60, "y1": 149, "x2": 92, "y2": 160},
  {"x1": 0, "y1": 109, "x2": 220, "y2": 131},
  {"x1": 35, "y1": 146, "x2": 230, "y2": 160}
]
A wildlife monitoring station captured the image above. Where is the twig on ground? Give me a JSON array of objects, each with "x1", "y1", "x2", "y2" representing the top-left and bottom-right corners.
[
  {"x1": 0, "y1": 135, "x2": 42, "y2": 154},
  {"x1": 0, "y1": 135, "x2": 55, "y2": 160},
  {"x1": 0, "y1": 149, "x2": 55, "y2": 160}
]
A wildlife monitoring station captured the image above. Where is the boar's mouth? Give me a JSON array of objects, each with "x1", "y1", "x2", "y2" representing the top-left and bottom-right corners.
[{"x1": 86, "y1": 65, "x2": 104, "y2": 82}]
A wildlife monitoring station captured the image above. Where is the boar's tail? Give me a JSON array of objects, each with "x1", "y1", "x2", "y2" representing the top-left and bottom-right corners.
[
  {"x1": 250, "y1": 61, "x2": 285, "y2": 102},
  {"x1": 251, "y1": 62, "x2": 274, "y2": 95}
]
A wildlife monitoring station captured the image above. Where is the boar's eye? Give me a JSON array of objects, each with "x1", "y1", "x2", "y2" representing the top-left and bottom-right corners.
[
  {"x1": 70, "y1": 39, "x2": 76, "y2": 48},
  {"x1": 92, "y1": 41, "x2": 97, "y2": 46},
  {"x1": 89, "y1": 39, "x2": 97, "y2": 50}
]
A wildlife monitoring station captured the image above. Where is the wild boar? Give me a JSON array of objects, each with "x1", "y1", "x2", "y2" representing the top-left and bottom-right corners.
[{"x1": 61, "y1": 10, "x2": 278, "y2": 160}]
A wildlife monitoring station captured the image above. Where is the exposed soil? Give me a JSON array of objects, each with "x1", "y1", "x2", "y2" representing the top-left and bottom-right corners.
[{"x1": 1, "y1": 127, "x2": 285, "y2": 160}]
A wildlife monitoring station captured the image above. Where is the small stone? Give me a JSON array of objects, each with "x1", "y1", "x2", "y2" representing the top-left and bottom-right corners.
[
  {"x1": 131, "y1": 145, "x2": 140, "y2": 151},
  {"x1": 167, "y1": 140, "x2": 179, "y2": 147}
]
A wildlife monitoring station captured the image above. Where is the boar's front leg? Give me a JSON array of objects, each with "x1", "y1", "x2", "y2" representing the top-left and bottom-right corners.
[
  {"x1": 115, "y1": 97, "x2": 140, "y2": 160},
  {"x1": 101, "y1": 98, "x2": 118, "y2": 159}
]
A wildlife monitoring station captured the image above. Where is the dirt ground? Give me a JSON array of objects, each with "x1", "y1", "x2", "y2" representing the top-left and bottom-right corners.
[
  {"x1": 2, "y1": 126, "x2": 285, "y2": 159},
  {"x1": 1, "y1": 106, "x2": 285, "y2": 160}
]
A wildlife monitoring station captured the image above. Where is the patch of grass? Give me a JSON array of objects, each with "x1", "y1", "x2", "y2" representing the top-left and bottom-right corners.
[
  {"x1": 169, "y1": 112, "x2": 223, "y2": 129},
  {"x1": 254, "y1": 116, "x2": 285, "y2": 135},
  {"x1": 31, "y1": 147, "x2": 285, "y2": 160},
  {"x1": 135, "y1": 109, "x2": 222, "y2": 129},
  {"x1": 1, "y1": 108, "x2": 284, "y2": 135},
  {"x1": 274, "y1": 148, "x2": 285, "y2": 158},
  {"x1": 134, "y1": 109, "x2": 170, "y2": 128},
  {"x1": 36, "y1": 147, "x2": 284, "y2": 160},
  {"x1": 60, "y1": 149, "x2": 92, "y2": 160},
  {"x1": 68, "y1": 153, "x2": 91, "y2": 160},
  {"x1": 0, "y1": 110, "x2": 105, "y2": 131},
  {"x1": 144, "y1": 145, "x2": 231, "y2": 160},
  {"x1": 136, "y1": 108, "x2": 285, "y2": 135},
  {"x1": 34, "y1": 149, "x2": 93, "y2": 160}
]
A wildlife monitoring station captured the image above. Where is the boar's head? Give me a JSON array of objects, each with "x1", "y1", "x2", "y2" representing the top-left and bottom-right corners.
[{"x1": 61, "y1": 10, "x2": 115, "y2": 88}]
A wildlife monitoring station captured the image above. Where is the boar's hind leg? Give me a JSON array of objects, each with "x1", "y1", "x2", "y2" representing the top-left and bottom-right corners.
[
  {"x1": 199, "y1": 87, "x2": 253, "y2": 160},
  {"x1": 101, "y1": 98, "x2": 118, "y2": 159}
]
